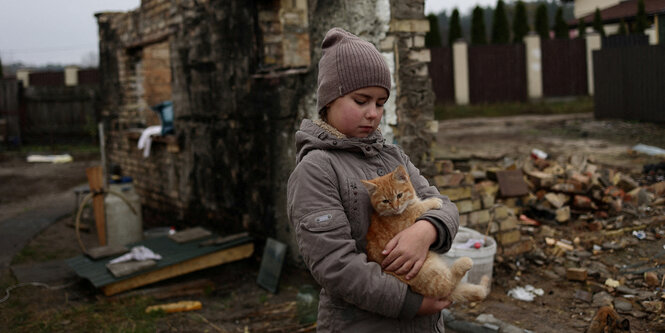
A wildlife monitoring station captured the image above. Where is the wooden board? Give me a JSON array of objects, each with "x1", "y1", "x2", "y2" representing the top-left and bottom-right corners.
[
  {"x1": 67, "y1": 232, "x2": 253, "y2": 296},
  {"x1": 86, "y1": 166, "x2": 106, "y2": 245},
  {"x1": 256, "y1": 238, "x2": 287, "y2": 294},
  {"x1": 101, "y1": 243, "x2": 253, "y2": 296}
]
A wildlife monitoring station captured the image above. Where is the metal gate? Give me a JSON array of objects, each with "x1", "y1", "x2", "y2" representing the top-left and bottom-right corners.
[
  {"x1": 541, "y1": 38, "x2": 588, "y2": 97},
  {"x1": 594, "y1": 45, "x2": 665, "y2": 122},
  {"x1": 468, "y1": 44, "x2": 526, "y2": 104},
  {"x1": 428, "y1": 47, "x2": 455, "y2": 104}
]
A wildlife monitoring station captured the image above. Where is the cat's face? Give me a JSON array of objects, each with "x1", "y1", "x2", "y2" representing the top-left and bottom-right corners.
[{"x1": 361, "y1": 165, "x2": 416, "y2": 216}]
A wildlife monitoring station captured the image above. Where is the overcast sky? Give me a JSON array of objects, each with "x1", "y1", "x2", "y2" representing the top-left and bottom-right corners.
[{"x1": 0, "y1": 0, "x2": 494, "y2": 67}]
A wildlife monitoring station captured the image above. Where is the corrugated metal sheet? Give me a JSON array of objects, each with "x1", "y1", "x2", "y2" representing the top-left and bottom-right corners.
[
  {"x1": 66, "y1": 234, "x2": 253, "y2": 288},
  {"x1": 593, "y1": 45, "x2": 665, "y2": 122},
  {"x1": 468, "y1": 44, "x2": 527, "y2": 104}
]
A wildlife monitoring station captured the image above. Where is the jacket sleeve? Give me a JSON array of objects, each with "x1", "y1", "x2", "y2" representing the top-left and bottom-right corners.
[
  {"x1": 287, "y1": 155, "x2": 419, "y2": 318},
  {"x1": 401, "y1": 151, "x2": 459, "y2": 254}
]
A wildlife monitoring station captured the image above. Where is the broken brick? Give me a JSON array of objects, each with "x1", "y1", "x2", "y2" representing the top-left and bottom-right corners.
[
  {"x1": 500, "y1": 238, "x2": 533, "y2": 256},
  {"x1": 545, "y1": 192, "x2": 568, "y2": 208},
  {"x1": 616, "y1": 174, "x2": 639, "y2": 191},
  {"x1": 573, "y1": 195, "x2": 598, "y2": 210},
  {"x1": 496, "y1": 170, "x2": 529, "y2": 197},
  {"x1": 566, "y1": 267, "x2": 588, "y2": 281},
  {"x1": 556, "y1": 206, "x2": 570, "y2": 223},
  {"x1": 645, "y1": 272, "x2": 659, "y2": 287}
]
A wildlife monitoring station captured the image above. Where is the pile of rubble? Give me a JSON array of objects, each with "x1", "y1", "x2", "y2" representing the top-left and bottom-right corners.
[{"x1": 434, "y1": 149, "x2": 665, "y2": 326}]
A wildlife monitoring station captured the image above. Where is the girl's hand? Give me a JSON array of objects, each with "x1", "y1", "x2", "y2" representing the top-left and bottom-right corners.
[
  {"x1": 417, "y1": 296, "x2": 452, "y2": 316},
  {"x1": 381, "y1": 220, "x2": 437, "y2": 280}
]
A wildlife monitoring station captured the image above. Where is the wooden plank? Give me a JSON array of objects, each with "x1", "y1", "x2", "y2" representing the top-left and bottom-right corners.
[
  {"x1": 101, "y1": 242, "x2": 254, "y2": 296},
  {"x1": 86, "y1": 166, "x2": 106, "y2": 246}
]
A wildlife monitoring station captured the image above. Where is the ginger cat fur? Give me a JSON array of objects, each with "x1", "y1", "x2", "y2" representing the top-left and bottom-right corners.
[
  {"x1": 362, "y1": 165, "x2": 490, "y2": 303},
  {"x1": 586, "y1": 306, "x2": 630, "y2": 333}
]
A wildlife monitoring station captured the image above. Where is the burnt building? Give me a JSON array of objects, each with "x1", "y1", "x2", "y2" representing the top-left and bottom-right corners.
[{"x1": 96, "y1": 0, "x2": 436, "y2": 261}]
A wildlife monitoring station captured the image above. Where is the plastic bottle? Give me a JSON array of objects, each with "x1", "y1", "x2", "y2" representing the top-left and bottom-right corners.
[{"x1": 296, "y1": 284, "x2": 318, "y2": 325}]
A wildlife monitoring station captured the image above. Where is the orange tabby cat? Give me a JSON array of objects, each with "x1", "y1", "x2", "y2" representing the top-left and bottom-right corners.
[
  {"x1": 586, "y1": 306, "x2": 630, "y2": 333},
  {"x1": 362, "y1": 165, "x2": 490, "y2": 302}
]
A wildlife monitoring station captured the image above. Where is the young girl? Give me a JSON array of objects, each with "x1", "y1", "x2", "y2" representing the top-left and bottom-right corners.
[{"x1": 287, "y1": 27, "x2": 460, "y2": 332}]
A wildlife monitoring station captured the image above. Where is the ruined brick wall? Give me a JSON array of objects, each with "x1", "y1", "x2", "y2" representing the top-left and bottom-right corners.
[
  {"x1": 97, "y1": 0, "x2": 436, "y2": 262},
  {"x1": 390, "y1": 0, "x2": 438, "y2": 177}
]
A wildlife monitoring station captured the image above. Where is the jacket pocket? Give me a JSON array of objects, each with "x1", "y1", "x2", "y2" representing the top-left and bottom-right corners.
[{"x1": 297, "y1": 210, "x2": 352, "y2": 265}]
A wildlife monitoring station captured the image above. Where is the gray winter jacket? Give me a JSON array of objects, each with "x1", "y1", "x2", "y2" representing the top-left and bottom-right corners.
[{"x1": 287, "y1": 119, "x2": 459, "y2": 332}]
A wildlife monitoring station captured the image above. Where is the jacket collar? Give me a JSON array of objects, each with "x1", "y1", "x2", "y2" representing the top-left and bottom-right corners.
[{"x1": 295, "y1": 119, "x2": 386, "y2": 162}]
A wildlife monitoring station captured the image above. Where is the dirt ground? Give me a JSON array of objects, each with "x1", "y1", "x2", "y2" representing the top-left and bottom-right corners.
[{"x1": 1, "y1": 112, "x2": 665, "y2": 332}]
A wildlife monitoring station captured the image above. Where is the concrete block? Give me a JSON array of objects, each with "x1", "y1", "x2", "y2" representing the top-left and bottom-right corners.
[
  {"x1": 492, "y1": 205, "x2": 511, "y2": 221},
  {"x1": 499, "y1": 217, "x2": 518, "y2": 231},
  {"x1": 440, "y1": 186, "x2": 472, "y2": 201},
  {"x1": 469, "y1": 210, "x2": 490, "y2": 226},
  {"x1": 455, "y1": 200, "x2": 473, "y2": 214},
  {"x1": 407, "y1": 49, "x2": 431, "y2": 62},
  {"x1": 495, "y1": 230, "x2": 521, "y2": 245},
  {"x1": 390, "y1": 19, "x2": 430, "y2": 33},
  {"x1": 472, "y1": 199, "x2": 482, "y2": 211},
  {"x1": 459, "y1": 213, "x2": 469, "y2": 227},
  {"x1": 379, "y1": 35, "x2": 395, "y2": 51}
]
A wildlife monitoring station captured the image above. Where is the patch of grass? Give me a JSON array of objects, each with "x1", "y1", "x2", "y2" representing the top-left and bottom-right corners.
[
  {"x1": 4, "y1": 294, "x2": 164, "y2": 333},
  {"x1": 19, "y1": 143, "x2": 100, "y2": 154},
  {"x1": 11, "y1": 244, "x2": 61, "y2": 265},
  {"x1": 0, "y1": 143, "x2": 100, "y2": 157},
  {"x1": 434, "y1": 97, "x2": 594, "y2": 120}
]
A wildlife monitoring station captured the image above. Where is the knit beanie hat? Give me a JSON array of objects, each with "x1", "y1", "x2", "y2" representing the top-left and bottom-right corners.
[{"x1": 317, "y1": 27, "x2": 391, "y2": 112}]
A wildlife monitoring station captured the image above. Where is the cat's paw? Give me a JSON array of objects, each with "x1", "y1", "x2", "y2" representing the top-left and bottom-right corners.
[
  {"x1": 424, "y1": 197, "x2": 443, "y2": 210},
  {"x1": 479, "y1": 275, "x2": 491, "y2": 294},
  {"x1": 454, "y1": 257, "x2": 473, "y2": 272}
]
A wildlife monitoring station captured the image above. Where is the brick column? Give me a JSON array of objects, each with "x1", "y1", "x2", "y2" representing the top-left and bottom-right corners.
[
  {"x1": 524, "y1": 33, "x2": 542, "y2": 100},
  {"x1": 389, "y1": 1, "x2": 438, "y2": 176},
  {"x1": 65, "y1": 66, "x2": 79, "y2": 86},
  {"x1": 585, "y1": 32, "x2": 601, "y2": 96},
  {"x1": 16, "y1": 69, "x2": 30, "y2": 87},
  {"x1": 452, "y1": 40, "x2": 469, "y2": 105}
]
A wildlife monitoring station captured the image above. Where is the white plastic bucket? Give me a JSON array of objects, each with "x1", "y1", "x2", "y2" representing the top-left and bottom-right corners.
[
  {"x1": 441, "y1": 227, "x2": 496, "y2": 285},
  {"x1": 105, "y1": 183, "x2": 143, "y2": 246}
]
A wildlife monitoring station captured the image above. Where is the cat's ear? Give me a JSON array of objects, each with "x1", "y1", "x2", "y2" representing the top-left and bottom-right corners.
[
  {"x1": 392, "y1": 165, "x2": 409, "y2": 182},
  {"x1": 361, "y1": 180, "x2": 377, "y2": 194}
]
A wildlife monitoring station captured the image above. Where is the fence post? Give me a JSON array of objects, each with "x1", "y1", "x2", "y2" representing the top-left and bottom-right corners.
[
  {"x1": 65, "y1": 66, "x2": 79, "y2": 86},
  {"x1": 585, "y1": 32, "x2": 601, "y2": 96},
  {"x1": 524, "y1": 33, "x2": 542, "y2": 100},
  {"x1": 452, "y1": 39, "x2": 469, "y2": 105}
]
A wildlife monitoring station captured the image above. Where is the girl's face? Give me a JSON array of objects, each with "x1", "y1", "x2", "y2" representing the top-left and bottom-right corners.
[{"x1": 326, "y1": 86, "x2": 388, "y2": 138}]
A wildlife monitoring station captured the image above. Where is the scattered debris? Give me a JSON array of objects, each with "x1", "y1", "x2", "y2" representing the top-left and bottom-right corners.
[
  {"x1": 26, "y1": 154, "x2": 73, "y2": 163},
  {"x1": 507, "y1": 285, "x2": 544, "y2": 302},
  {"x1": 145, "y1": 300, "x2": 202, "y2": 313},
  {"x1": 434, "y1": 148, "x2": 665, "y2": 329},
  {"x1": 632, "y1": 143, "x2": 665, "y2": 156}
]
